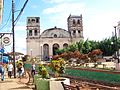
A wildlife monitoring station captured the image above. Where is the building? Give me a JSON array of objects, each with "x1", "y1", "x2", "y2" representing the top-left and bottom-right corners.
[
  {"x1": 0, "y1": 0, "x2": 3, "y2": 24},
  {"x1": 26, "y1": 15, "x2": 84, "y2": 61}
]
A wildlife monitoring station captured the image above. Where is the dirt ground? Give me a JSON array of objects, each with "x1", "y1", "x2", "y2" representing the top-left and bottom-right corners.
[{"x1": 0, "y1": 74, "x2": 33, "y2": 90}]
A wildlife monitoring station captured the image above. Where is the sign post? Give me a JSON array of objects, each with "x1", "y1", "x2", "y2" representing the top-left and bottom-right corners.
[{"x1": 0, "y1": 53, "x2": 3, "y2": 64}]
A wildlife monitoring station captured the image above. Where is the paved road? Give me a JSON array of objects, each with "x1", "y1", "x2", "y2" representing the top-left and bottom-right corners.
[{"x1": 0, "y1": 75, "x2": 34, "y2": 90}]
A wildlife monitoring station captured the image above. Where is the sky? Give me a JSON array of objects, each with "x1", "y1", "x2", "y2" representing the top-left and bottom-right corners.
[{"x1": 1, "y1": 0, "x2": 120, "y2": 54}]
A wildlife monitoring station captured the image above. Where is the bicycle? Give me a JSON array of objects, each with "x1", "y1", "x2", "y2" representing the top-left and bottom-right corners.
[{"x1": 16, "y1": 68, "x2": 30, "y2": 84}]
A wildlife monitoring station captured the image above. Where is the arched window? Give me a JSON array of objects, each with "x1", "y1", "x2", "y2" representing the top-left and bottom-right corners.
[
  {"x1": 63, "y1": 43, "x2": 68, "y2": 48},
  {"x1": 34, "y1": 30, "x2": 37, "y2": 36},
  {"x1": 73, "y1": 30, "x2": 76, "y2": 33},
  {"x1": 77, "y1": 20, "x2": 80, "y2": 24},
  {"x1": 29, "y1": 30, "x2": 32, "y2": 36},
  {"x1": 32, "y1": 19, "x2": 35, "y2": 22},
  {"x1": 54, "y1": 34, "x2": 57, "y2": 38},
  {"x1": 43, "y1": 44, "x2": 49, "y2": 61},
  {"x1": 36, "y1": 18, "x2": 39, "y2": 23},
  {"x1": 73, "y1": 19, "x2": 75, "y2": 24},
  {"x1": 53, "y1": 43, "x2": 59, "y2": 55},
  {"x1": 28, "y1": 19, "x2": 30, "y2": 23}
]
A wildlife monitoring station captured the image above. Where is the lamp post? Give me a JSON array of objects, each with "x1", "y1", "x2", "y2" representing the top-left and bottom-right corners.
[
  {"x1": 30, "y1": 49, "x2": 32, "y2": 58},
  {"x1": 40, "y1": 44, "x2": 43, "y2": 61},
  {"x1": 114, "y1": 26, "x2": 119, "y2": 63},
  {"x1": 114, "y1": 26, "x2": 120, "y2": 70}
]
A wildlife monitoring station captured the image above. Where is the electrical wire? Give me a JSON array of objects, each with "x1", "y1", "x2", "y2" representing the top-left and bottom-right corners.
[
  {"x1": 0, "y1": 0, "x2": 29, "y2": 31},
  {"x1": 14, "y1": 0, "x2": 29, "y2": 26},
  {"x1": 14, "y1": 0, "x2": 21, "y2": 9},
  {"x1": 0, "y1": 10, "x2": 12, "y2": 31}
]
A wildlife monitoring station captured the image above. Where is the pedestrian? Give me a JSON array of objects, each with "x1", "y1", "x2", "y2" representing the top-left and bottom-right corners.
[
  {"x1": 0, "y1": 63, "x2": 5, "y2": 81},
  {"x1": 7, "y1": 62, "x2": 13, "y2": 78},
  {"x1": 31, "y1": 62, "x2": 36, "y2": 77},
  {"x1": 17, "y1": 63, "x2": 24, "y2": 82}
]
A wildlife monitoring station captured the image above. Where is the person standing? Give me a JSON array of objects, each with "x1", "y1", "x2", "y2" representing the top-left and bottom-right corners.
[
  {"x1": 0, "y1": 63, "x2": 5, "y2": 81},
  {"x1": 7, "y1": 62, "x2": 13, "y2": 78},
  {"x1": 31, "y1": 62, "x2": 36, "y2": 77}
]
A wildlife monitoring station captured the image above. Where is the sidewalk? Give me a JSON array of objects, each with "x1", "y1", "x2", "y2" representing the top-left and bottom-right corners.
[{"x1": 0, "y1": 75, "x2": 34, "y2": 90}]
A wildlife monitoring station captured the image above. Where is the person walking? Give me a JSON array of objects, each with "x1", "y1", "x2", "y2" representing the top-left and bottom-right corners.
[
  {"x1": 7, "y1": 62, "x2": 13, "y2": 78},
  {"x1": 0, "y1": 63, "x2": 5, "y2": 81},
  {"x1": 17, "y1": 63, "x2": 24, "y2": 82}
]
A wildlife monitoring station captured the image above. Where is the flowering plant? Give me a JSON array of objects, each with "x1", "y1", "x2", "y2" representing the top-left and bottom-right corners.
[
  {"x1": 38, "y1": 64, "x2": 49, "y2": 79},
  {"x1": 50, "y1": 58, "x2": 65, "y2": 77}
]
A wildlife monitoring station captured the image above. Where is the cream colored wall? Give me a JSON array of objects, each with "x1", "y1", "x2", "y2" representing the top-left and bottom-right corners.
[
  {"x1": 27, "y1": 37, "x2": 83, "y2": 59},
  {"x1": 27, "y1": 37, "x2": 79, "y2": 59},
  {"x1": 27, "y1": 39, "x2": 40, "y2": 58}
]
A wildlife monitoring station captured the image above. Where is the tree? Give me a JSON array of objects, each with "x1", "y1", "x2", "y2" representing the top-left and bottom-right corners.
[
  {"x1": 82, "y1": 39, "x2": 92, "y2": 54},
  {"x1": 88, "y1": 49, "x2": 103, "y2": 62},
  {"x1": 76, "y1": 40, "x2": 84, "y2": 53}
]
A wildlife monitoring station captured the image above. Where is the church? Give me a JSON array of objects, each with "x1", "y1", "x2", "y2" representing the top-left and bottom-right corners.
[{"x1": 26, "y1": 15, "x2": 84, "y2": 61}]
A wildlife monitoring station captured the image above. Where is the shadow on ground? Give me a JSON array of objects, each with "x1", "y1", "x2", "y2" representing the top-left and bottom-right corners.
[
  {"x1": 0, "y1": 80, "x2": 13, "y2": 83},
  {"x1": 8, "y1": 86, "x2": 31, "y2": 90}
]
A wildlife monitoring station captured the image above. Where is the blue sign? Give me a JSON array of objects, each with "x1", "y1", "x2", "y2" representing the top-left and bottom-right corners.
[
  {"x1": 3, "y1": 56, "x2": 9, "y2": 64},
  {"x1": 0, "y1": 48, "x2": 4, "y2": 53}
]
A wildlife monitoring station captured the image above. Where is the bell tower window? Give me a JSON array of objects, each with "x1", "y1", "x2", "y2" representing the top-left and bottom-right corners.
[
  {"x1": 73, "y1": 30, "x2": 76, "y2": 33},
  {"x1": 32, "y1": 19, "x2": 35, "y2": 22},
  {"x1": 78, "y1": 30, "x2": 80, "y2": 33},
  {"x1": 73, "y1": 19, "x2": 75, "y2": 25},
  {"x1": 28, "y1": 19, "x2": 30, "y2": 23},
  {"x1": 29, "y1": 30, "x2": 32, "y2": 36},
  {"x1": 34, "y1": 30, "x2": 38, "y2": 36},
  {"x1": 36, "y1": 18, "x2": 39, "y2": 23},
  {"x1": 77, "y1": 20, "x2": 80, "y2": 24}
]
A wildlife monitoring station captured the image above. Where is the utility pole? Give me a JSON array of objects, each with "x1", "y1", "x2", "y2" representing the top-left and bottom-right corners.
[{"x1": 12, "y1": 0, "x2": 16, "y2": 78}]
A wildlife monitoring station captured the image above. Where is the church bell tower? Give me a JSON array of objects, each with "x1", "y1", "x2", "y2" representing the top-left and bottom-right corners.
[
  {"x1": 26, "y1": 17, "x2": 40, "y2": 57},
  {"x1": 26, "y1": 17, "x2": 40, "y2": 39},
  {"x1": 67, "y1": 14, "x2": 83, "y2": 38}
]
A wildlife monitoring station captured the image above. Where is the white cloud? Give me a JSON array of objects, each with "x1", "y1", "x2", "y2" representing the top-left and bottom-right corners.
[
  {"x1": 15, "y1": 25, "x2": 26, "y2": 54},
  {"x1": 31, "y1": 5, "x2": 38, "y2": 9},
  {"x1": 42, "y1": 2, "x2": 86, "y2": 30},
  {"x1": 15, "y1": 25, "x2": 26, "y2": 31},
  {"x1": 43, "y1": 2, "x2": 120, "y2": 41},
  {"x1": 42, "y1": 0, "x2": 73, "y2": 3},
  {"x1": 43, "y1": 3, "x2": 85, "y2": 14},
  {"x1": 84, "y1": 11, "x2": 120, "y2": 41},
  {"x1": 15, "y1": 37, "x2": 26, "y2": 54}
]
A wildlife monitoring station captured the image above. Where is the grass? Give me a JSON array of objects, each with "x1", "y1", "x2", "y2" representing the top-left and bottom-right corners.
[{"x1": 65, "y1": 68, "x2": 120, "y2": 84}]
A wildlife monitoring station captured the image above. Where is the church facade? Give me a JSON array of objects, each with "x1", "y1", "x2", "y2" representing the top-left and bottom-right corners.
[{"x1": 26, "y1": 15, "x2": 84, "y2": 60}]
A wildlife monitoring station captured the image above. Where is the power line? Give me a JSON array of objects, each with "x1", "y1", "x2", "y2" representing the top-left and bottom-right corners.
[
  {"x1": 14, "y1": 0, "x2": 29, "y2": 26},
  {"x1": 0, "y1": 0, "x2": 29, "y2": 31},
  {"x1": 12, "y1": 0, "x2": 29, "y2": 78},
  {"x1": 0, "y1": 10, "x2": 12, "y2": 31},
  {"x1": 14, "y1": 0, "x2": 21, "y2": 10}
]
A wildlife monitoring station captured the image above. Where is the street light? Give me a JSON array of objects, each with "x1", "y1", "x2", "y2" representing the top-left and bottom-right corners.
[
  {"x1": 40, "y1": 44, "x2": 43, "y2": 61},
  {"x1": 114, "y1": 26, "x2": 119, "y2": 63},
  {"x1": 30, "y1": 49, "x2": 32, "y2": 58}
]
